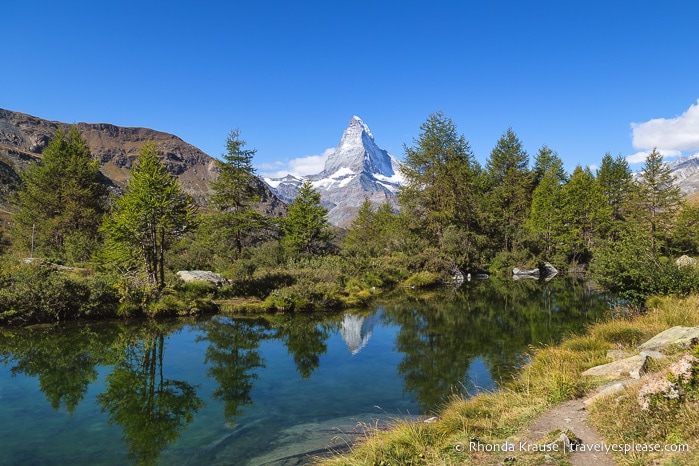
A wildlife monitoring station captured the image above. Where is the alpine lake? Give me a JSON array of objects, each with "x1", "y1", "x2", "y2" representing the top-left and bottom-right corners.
[{"x1": 0, "y1": 276, "x2": 612, "y2": 465}]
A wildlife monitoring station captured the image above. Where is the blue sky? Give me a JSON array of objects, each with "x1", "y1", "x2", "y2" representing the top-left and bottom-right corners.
[{"x1": 3, "y1": 1, "x2": 699, "y2": 177}]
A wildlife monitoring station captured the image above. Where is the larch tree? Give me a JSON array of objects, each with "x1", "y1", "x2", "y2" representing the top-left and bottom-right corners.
[
  {"x1": 342, "y1": 197, "x2": 377, "y2": 258},
  {"x1": 629, "y1": 148, "x2": 683, "y2": 253},
  {"x1": 102, "y1": 141, "x2": 198, "y2": 289},
  {"x1": 14, "y1": 126, "x2": 108, "y2": 263},
  {"x1": 561, "y1": 166, "x2": 610, "y2": 263}
]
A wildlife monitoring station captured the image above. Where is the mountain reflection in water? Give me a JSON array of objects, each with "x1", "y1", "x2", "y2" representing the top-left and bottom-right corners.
[
  {"x1": 340, "y1": 311, "x2": 382, "y2": 355},
  {"x1": 0, "y1": 277, "x2": 610, "y2": 465}
]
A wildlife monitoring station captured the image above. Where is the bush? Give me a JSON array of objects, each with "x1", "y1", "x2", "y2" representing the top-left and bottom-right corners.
[
  {"x1": 591, "y1": 227, "x2": 699, "y2": 303},
  {"x1": 0, "y1": 261, "x2": 119, "y2": 324},
  {"x1": 403, "y1": 271, "x2": 442, "y2": 288}
]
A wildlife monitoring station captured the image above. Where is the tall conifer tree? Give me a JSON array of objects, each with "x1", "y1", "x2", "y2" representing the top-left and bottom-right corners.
[
  {"x1": 527, "y1": 147, "x2": 567, "y2": 261},
  {"x1": 102, "y1": 142, "x2": 198, "y2": 289},
  {"x1": 398, "y1": 112, "x2": 480, "y2": 242},
  {"x1": 209, "y1": 129, "x2": 268, "y2": 256},
  {"x1": 282, "y1": 181, "x2": 331, "y2": 256},
  {"x1": 629, "y1": 148, "x2": 683, "y2": 252},
  {"x1": 14, "y1": 126, "x2": 107, "y2": 263},
  {"x1": 484, "y1": 128, "x2": 532, "y2": 254}
]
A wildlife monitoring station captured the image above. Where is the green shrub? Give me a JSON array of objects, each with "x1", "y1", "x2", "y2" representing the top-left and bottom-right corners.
[
  {"x1": 0, "y1": 261, "x2": 120, "y2": 325},
  {"x1": 403, "y1": 271, "x2": 442, "y2": 288}
]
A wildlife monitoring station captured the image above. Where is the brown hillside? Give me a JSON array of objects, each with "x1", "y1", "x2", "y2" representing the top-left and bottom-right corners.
[{"x1": 0, "y1": 108, "x2": 285, "y2": 217}]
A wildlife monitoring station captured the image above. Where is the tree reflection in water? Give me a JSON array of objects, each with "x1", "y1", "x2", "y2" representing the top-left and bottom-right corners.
[
  {"x1": 198, "y1": 316, "x2": 270, "y2": 426},
  {"x1": 383, "y1": 277, "x2": 609, "y2": 411},
  {"x1": 98, "y1": 323, "x2": 203, "y2": 466}
]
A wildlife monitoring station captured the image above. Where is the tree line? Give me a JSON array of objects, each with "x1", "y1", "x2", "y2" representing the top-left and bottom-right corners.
[
  {"x1": 346, "y1": 111, "x2": 698, "y2": 301},
  {"x1": 1, "y1": 112, "x2": 698, "y2": 323}
]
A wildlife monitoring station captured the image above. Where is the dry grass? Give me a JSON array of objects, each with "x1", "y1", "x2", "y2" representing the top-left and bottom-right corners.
[{"x1": 318, "y1": 294, "x2": 699, "y2": 466}]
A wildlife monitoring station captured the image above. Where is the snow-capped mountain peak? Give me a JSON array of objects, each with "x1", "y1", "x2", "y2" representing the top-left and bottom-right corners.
[
  {"x1": 264, "y1": 116, "x2": 403, "y2": 226},
  {"x1": 320, "y1": 116, "x2": 400, "y2": 179}
]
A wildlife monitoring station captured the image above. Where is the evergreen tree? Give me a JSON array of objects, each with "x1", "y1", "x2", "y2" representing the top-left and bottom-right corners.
[
  {"x1": 209, "y1": 129, "x2": 268, "y2": 256},
  {"x1": 561, "y1": 166, "x2": 610, "y2": 263},
  {"x1": 102, "y1": 142, "x2": 198, "y2": 289},
  {"x1": 343, "y1": 197, "x2": 377, "y2": 258},
  {"x1": 596, "y1": 153, "x2": 633, "y2": 240},
  {"x1": 532, "y1": 145, "x2": 566, "y2": 188},
  {"x1": 671, "y1": 202, "x2": 699, "y2": 255},
  {"x1": 484, "y1": 128, "x2": 532, "y2": 255},
  {"x1": 398, "y1": 112, "x2": 481, "y2": 260},
  {"x1": 14, "y1": 126, "x2": 108, "y2": 263},
  {"x1": 281, "y1": 181, "x2": 331, "y2": 256},
  {"x1": 629, "y1": 149, "x2": 683, "y2": 253},
  {"x1": 527, "y1": 148, "x2": 567, "y2": 262}
]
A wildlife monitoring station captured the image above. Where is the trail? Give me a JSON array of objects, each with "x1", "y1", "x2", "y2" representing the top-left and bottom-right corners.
[{"x1": 521, "y1": 398, "x2": 616, "y2": 466}]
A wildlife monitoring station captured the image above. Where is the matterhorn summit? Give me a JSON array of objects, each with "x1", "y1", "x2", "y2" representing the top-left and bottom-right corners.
[{"x1": 265, "y1": 116, "x2": 403, "y2": 226}]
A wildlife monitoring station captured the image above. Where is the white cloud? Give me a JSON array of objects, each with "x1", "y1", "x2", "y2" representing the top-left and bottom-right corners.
[
  {"x1": 258, "y1": 148, "x2": 334, "y2": 178},
  {"x1": 631, "y1": 99, "x2": 699, "y2": 151},
  {"x1": 625, "y1": 149, "x2": 682, "y2": 165}
]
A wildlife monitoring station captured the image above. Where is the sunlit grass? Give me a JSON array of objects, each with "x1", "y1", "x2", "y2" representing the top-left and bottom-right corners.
[{"x1": 318, "y1": 294, "x2": 699, "y2": 466}]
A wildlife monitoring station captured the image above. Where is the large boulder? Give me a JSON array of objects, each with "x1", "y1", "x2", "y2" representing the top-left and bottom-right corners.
[
  {"x1": 176, "y1": 270, "x2": 229, "y2": 286},
  {"x1": 637, "y1": 326, "x2": 699, "y2": 351}
]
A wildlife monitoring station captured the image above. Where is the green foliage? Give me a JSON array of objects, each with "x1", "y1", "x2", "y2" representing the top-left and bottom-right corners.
[
  {"x1": 403, "y1": 271, "x2": 442, "y2": 288},
  {"x1": 670, "y1": 202, "x2": 699, "y2": 255},
  {"x1": 527, "y1": 147, "x2": 567, "y2": 263},
  {"x1": 596, "y1": 152, "x2": 633, "y2": 240},
  {"x1": 591, "y1": 224, "x2": 699, "y2": 303},
  {"x1": 628, "y1": 148, "x2": 684, "y2": 253},
  {"x1": 559, "y1": 166, "x2": 610, "y2": 264},
  {"x1": 281, "y1": 180, "x2": 332, "y2": 256},
  {"x1": 0, "y1": 260, "x2": 119, "y2": 325},
  {"x1": 101, "y1": 141, "x2": 198, "y2": 289},
  {"x1": 399, "y1": 112, "x2": 481, "y2": 247},
  {"x1": 208, "y1": 129, "x2": 272, "y2": 256},
  {"x1": 484, "y1": 128, "x2": 532, "y2": 255},
  {"x1": 13, "y1": 126, "x2": 108, "y2": 263}
]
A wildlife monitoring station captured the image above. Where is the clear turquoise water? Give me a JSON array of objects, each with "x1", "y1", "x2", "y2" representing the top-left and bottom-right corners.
[{"x1": 0, "y1": 278, "x2": 610, "y2": 465}]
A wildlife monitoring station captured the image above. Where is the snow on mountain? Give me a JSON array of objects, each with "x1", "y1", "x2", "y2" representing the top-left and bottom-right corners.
[
  {"x1": 632, "y1": 152, "x2": 699, "y2": 195},
  {"x1": 264, "y1": 116, "x2": 403, "y2": 226},
  {"x1": 668, "y1": 153, "x2": 699, "y2": 193}
]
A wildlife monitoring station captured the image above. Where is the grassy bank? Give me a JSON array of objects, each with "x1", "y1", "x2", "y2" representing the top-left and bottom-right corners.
[{"x1": 319, "y1": 295, "x2": 699, "y2": 465}]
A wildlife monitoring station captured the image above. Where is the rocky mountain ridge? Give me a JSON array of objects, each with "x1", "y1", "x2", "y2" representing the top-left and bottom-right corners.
[
  {"x1": 0, "y1": 108, "x2": 285, "y2": 216},
  {"x1": 265, "y1": 116, "x2": 403, "y2": 226},
  {"x1": 667, "y1": 153, "x2": 699, "y2": 195}
]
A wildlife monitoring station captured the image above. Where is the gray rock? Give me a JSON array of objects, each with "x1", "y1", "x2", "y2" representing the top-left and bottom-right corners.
[
  {"x1": 583, "y1": 382, "x2": 628, "y2": 407},
  {"x1": 542, "y1": 262, "x2": 558, "y2": 275},
  {"x1": 582, "y1": 354, "x2": 649, "y2": 379},
  {"x1": 606, "y1": 349, "x2": 632, "y2": 361},
  {"x1": 676, "y1": 255, "x2": 698, "y2": 267},
  {"x1": 639, "y1": 350, "x2": 666, "y2": 360},
  {"x1": 638, "y1": 326, "x2": 699, "y2": 351},
  {"x1": 512, "y1": 267, "x2": 540, "y2": 276},
  {"x1": 177, "y1": 270, "x2": 229, "y2": 286}
]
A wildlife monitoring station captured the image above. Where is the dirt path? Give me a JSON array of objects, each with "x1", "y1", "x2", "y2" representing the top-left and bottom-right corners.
[{"x1": 521, "y1": 398, "x2": 616, "y2": 466}]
